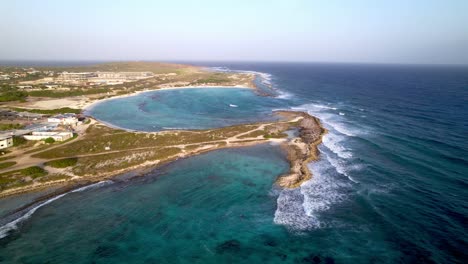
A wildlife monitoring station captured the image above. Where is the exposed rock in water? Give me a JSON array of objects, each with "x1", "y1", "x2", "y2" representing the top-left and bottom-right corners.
[{"x1": 275, "y1": 112, "x2": 326, "y2": 188}]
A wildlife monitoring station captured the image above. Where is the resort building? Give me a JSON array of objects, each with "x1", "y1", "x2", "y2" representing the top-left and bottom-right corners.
[
  {"x1": 0, "y1": 135, "x2": 13, "y2": 149},
  {"x1": 95, "y1": 71, "x2": 153, "y2": 80},
  {"x1": 54, "y1": 71, "x2": 154, "y2": 86},
  {"x1": 57, "y1": 72, "x2": 97, "y2": 81},
  {"x1": 23, "y1": 131, "x2": 73, "y2": 142}
]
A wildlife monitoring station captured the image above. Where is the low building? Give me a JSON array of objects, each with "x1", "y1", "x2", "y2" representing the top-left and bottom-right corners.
[
  {"x1": 47, "y1": 113, "x2": 78, "y2": 126},
  {"x1": 0, "y1": 74, "x2": 10, "y2": 80},
  {"x1": 0, "y1": 135, "x2": 13, "y2": 149},
  {"x1": 23, "y1": 131, "x2": 73, "y2": 142},
  {"x1": 44, "y1": 84, "x2": 61, "y2": 89},
  {"x1": 17, "y1": 85, "x2": 33, "y2": 89}
]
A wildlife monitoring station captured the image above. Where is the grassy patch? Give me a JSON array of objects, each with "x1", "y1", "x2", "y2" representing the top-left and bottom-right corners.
[
  {"x1": 0, "y1": 161, "x2": 16, "y2": 169},
  {"x1": 0, "y1": 123, "x2": 25, "y2": 131},
  {"x1": 37, "y1": 173, "x2": 70, "y2": 182},
  {"x1": 10, "y1": 107, "x2": 81, "y2": 114},
  {"x1": 34, "y1": 123, "x2": 255, "y2": 159},
  {"x1": 0, "y1": 155, "x2": 15, "y2": 162},
  {"x1": 0, "y1": 86, "x2": 28, "y2": 102},
  {"x1": 21, "y1": 166, "x2": 47, "y2": 179},
  {"x1": 45, "y1": 158, "x2": 78, "y2": 168},
  {"x1": 72, "y1": 147, "x2": 181, "y2": 176},
  {"x1": 238, "y1": 130, "x2": 267, "y2": 139},
  {"x1": 27, "y1": 88, "x2": 108, "y2": 98},
  {"x1": 264, "y1": 132, "x2": 288, "y2": 139}
]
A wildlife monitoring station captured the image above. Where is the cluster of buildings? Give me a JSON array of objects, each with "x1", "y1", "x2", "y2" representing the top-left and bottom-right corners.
[
  {"x1": 0, "y1": 112, "x2": 84, "y2": 150},
  {"x1": 55, "y1": 71, "x2": 154, "y2": 86},
  {"x1": 0, "y1": 68, "x2": 52, "y2": 81},
  {"x1": 14, "y1": 71, "x2": 157, "y2": 88}
]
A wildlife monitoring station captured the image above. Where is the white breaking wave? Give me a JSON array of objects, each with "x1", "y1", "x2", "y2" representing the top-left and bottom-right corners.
[
  {"x1": 274, "y1": 188, "x2": 321, "y2": 230},
  {"x1": 274, "y1": 102, "x2": 368, "y2": 230},
  {"x1": 295, "y1": 103, "x2": 367, "y2": 137},
  {"x1": 208, "y1": 66, "x2": 296, "y2": 100},
  {"x1": 275, "y1": 90, "x2": 294, "y2": 99},
  {"x1": 0, "y1": 180, "x2": 113, "y2": 239},
  {"x1": 322, "y1": 151, "x2": 359, "y2": 183},
  {"x1": 301, "y1": 161, "x2": 350, "y2": 216},
  {"x1": 274, "y1": 158, "x2": 352, "y2": 230},
  {"x1": 322, "y1": 133, "x2": 353, "y2": 159}
]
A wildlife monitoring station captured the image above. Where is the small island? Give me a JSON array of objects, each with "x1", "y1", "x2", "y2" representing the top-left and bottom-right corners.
[{"x1": 0, "y1": 62, "x2": 325, "y2": 197}]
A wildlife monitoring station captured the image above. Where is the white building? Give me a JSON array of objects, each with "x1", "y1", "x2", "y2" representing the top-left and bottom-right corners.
[
  {"x1": 47, "y1": 114, "x2": 78, "y2": 126},
  {"x1": 17, "y1": 85, "x2": 33, "y2": 89},
  {"x1": 0, "y1": 135, "x2": 13, "y2": 149},
  {"x1": 0, "y1": 74, "x2": 10, "y2": 80},
  {"x1": 56, "y1": 72, "x2": 97, "y2": 81},
  {"x1": 24, "y1": 131, "x2": 73, "y2": 142}
]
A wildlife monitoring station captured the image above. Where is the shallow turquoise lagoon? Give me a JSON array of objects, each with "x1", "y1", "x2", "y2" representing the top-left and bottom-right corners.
[
  {"x1": 0, "y1": 145, "x2": 298, "y2": 263},
  {"x1": 87, "y1": 88, "x2": 288, "y2": 131}
]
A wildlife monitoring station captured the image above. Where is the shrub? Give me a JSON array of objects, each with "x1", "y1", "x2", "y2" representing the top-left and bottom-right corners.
[
  {"x1": 21, "y1": 166, "x2": 47, "y2": 178},
  {"x1": 13, "y1": 136, "x2": 27, "y2": 146},
  {"x1": 44, "y1": 137, "x2": 55, "y2": 144},
  {"x1": 9, "y1": 107, "x2": 81, "y2": 115},
  {"x1": 46, "y1": 158, "x2": 77, "y2": 168},
  {"x1": 0, "y1": 86, "x2": 28, "y2": 102}
]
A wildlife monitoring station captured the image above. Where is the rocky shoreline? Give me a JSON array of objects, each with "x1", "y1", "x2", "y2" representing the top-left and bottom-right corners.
[{"x1": 275, "y1": 112, "x2": 327, "y2": 188}]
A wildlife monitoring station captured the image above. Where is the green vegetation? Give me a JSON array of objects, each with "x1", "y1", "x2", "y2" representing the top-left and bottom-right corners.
[
  {"x1": 264, "y1": 132, "x2": 288, "y2": 139},
  {"x1": 0, "y1": 123, "x2": 25, "y2": 131},
  {"x1": 0, "y1": 86, "x2": 28, "y2": 102},
  {"x1": 10, "y1": 107, "x2": 81, "y2": 114},
  {"x1": 34, "y1": 123, "x2": 256, "y2": 159},
  {"x1": 0, "y1": 161, "x2": 16, "y2": 169},
  {"x1": 0, "y1": 166, "x2": 46, "y2": 191},
  {"x1": 21, "y1": 166, "x2": 47, "y2": 179},
  {"x1": 0, "y1": 155, "x2": 14, "y2": 162},
  {"x1": 27, "y1": 88, "x2": 109, "y2": 98},
  {"x1": 72, "y1": 147, "x2": 181, "y2": 176},
  {"x1": 45, "y1": 158, "x2": 78, "y2": 168},
  {"x1": 238, "y1": 130, "x2": 267, "y2": 139},
  {"x1": 37, "y1": 173, "x2": 70, "y2": 183},
  {"x1": 44, "y1": 137, "x2": 55, "y2": 144},
  {"x1": 13, "y1": 136, "x2": 27, "y2": 146}
]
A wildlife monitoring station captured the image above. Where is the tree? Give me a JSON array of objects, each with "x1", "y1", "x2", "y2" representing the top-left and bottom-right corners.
[{"x1": 44, "y1": 137, "x2": 55, "y2": 144}]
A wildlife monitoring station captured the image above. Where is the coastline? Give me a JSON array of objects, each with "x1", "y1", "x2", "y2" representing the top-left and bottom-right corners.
[{"x1": 0, "y1": 110, "x2": 325, "y2": 199}]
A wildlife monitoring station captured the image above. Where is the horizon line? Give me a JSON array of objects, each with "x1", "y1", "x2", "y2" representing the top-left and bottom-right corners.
[{"x1": 0, "y1": 59, "x2": 467, "y2": 67}]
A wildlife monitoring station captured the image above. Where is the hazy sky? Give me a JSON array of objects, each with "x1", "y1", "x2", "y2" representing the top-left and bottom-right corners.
[{"x1": 1, "y1": 0, "x2": 467, "y2": 64}]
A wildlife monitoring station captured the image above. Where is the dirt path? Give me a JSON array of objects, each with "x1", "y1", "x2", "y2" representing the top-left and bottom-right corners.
[{"x1": 0, "y1": 117, "x2": 301, "y2": 174}]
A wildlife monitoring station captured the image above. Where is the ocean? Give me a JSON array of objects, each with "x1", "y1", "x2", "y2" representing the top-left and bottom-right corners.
[{"x1": 1, "y1": 62, "x2": 467, "y2": 263}]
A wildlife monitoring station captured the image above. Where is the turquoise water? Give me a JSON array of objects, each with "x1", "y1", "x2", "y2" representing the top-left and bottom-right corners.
[
  {"x1": 0, "y1": 145, "x2": 309, "y2": 263},
  {"x1": 87, "y1": 88, "x2": 288, "y2": 131},
  {"x1": 1, "y1": 63, "x2": 467, "y2": 263}
]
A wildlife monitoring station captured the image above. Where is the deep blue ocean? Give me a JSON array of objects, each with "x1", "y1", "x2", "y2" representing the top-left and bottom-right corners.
[{"x1": 1, "y1": 62, "x2": 467, "y2": 263}]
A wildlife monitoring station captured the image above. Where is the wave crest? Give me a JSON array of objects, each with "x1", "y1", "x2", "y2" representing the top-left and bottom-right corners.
[{"x1": 0, "y1": 181, "x2": 113, "y2": 239}]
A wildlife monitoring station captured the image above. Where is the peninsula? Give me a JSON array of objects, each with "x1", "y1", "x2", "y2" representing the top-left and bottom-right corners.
[{"x1": 0, "y1": 62, "x2": 325, "y2": 197}]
